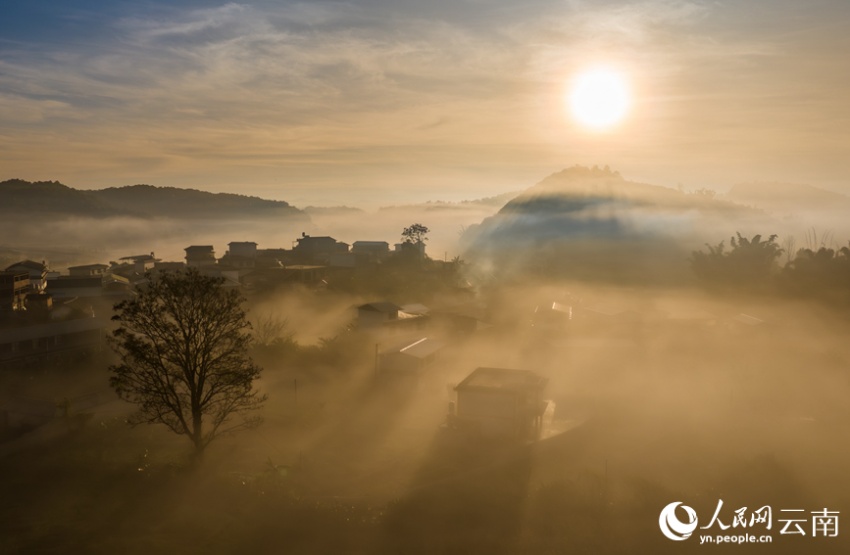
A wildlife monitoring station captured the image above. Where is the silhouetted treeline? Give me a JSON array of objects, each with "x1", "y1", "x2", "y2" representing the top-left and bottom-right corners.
[{"x1": 691, "y1": 232, "x2": 850, "y2": 306}]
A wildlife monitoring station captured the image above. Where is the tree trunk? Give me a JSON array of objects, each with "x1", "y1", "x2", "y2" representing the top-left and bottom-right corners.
[{"x1": 192, "y1": 410, "x2": 204, "y2": 457}]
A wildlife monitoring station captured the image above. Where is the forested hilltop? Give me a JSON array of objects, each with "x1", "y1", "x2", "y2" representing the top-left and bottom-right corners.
[{"x1": 0, "y1": 179, "x2": 308, "y2": 221}]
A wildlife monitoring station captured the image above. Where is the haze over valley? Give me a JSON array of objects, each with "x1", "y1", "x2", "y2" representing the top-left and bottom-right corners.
[{"x1": 3, "y1": 0, "x2": 850, "y2": 553}]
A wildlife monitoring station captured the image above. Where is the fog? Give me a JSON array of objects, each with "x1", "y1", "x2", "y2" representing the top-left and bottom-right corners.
[
  {"x1": 3, "y1": 173, "x2": 850, "y2": 554},
  {"x1": 0, "y1": 197, "x2": 509, "y2": 271}
]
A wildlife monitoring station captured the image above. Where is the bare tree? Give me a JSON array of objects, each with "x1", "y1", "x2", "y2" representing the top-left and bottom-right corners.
[
  {"x1": 109, "y1": 269, "x2": 265, "y2": 456},
  {"x1": 253, "y1": 313, "x2": 293, "y2": 347}
]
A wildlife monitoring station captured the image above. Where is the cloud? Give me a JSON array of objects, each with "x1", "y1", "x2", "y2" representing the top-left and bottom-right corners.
[
  {"x1": 120, "y1": 3, "x2": 255, "y2": 40},
  {"x1": 0, "y1": 0, "x2": 848, "y2": 196}
]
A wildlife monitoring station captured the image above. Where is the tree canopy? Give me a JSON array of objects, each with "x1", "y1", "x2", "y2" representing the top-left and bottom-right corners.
[
  {"x1": 401, "y1": 223, "x2": 430, "y2": 244},
  {"x1": 109, "y1": 268, "x2": 265, "y2": 455},
  {"x1": 690, "y1": 232, "x2": 783, "y2": 290}
]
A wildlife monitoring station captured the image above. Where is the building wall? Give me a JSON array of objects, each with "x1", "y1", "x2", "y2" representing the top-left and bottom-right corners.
[
  {"x1": 358, "y1": 310, "x2": 393, "y2": 328},
  {"x1": 186, "y1": 256, "x2": 216, "y2": 268},
  {"x1": 69, "y1": 267, "x2": 106, "y2": 277},
  {"x1": 229, "y1": 243, "x2": 257, "y2": 258},
  {"x1": 456, "y1": 390, "x2": 520, "y2": 437},
  {"x1": 0, "y1": 273, "x2": 30, "y2": 310}
]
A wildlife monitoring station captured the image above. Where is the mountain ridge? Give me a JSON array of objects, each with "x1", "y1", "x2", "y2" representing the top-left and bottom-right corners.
[{"x1": 0, "y1": 179, "x2": 308, "y2": 221}]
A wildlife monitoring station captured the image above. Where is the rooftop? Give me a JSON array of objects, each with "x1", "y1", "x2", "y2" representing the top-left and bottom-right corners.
[
  {"x1": 456, "y1": 367, "x2": 547, "y2": 393},
  {"x1": 383, "y1": 337, "x2": 444, "y2": 359},
  {"x1": 5, "y1": 260, "x2": 47, "y2": 272}
]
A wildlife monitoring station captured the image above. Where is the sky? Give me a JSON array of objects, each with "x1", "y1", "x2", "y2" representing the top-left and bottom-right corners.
[{"x1": 1, "y1": 0, "x2": 849, "y2": 206}]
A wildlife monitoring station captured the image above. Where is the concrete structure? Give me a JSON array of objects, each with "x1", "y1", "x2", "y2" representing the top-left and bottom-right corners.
[
  {"x1": 68, "y1": 264, "x2": 109, "y2": 277},
  {"x1": 452, "y1": 367, "x2": 548, "y2": 440},
  {"x1": 0, "y1": 271, "x2": 30, "y2": 311},
  {"x1": 228, "y1": 242, "x2": 258, "y2": 259},
  {"x1": 293, "y1": 235, "x2": 348, "y2": 264},
  {"x1": 352, "y1": 241, "x2": 390, "y2": 261},
  {"x1": 5, "y1": 260, "x2": 48, "y2": 292},
  {"x1": 185, "y1": 246, "x2": 216, "y2": 268}
]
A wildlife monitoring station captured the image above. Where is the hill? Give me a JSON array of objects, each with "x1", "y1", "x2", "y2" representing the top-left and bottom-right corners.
[
  {"x1": 0, "y1": 179, "x2": 308, "y2": 221},
  {"x1": 0, "y1": 179, "x2": 122, "y2": 217},
  {"x1": 460, "y1": 166, "x2": 768, "y2": 284}
]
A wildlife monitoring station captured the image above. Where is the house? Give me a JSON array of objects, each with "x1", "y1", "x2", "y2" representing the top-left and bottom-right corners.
[
  {"x1": 68, "y1": 263, "x2": 109, "y2": 277},
  {"x1": 352, "y1": 241, "x2": 390, "y2": 262},
  {"x1": 185, "y1": 246, "x2": 216, "y2": 268},
  {"x1": 46, "y1": 274, "x2": 132, "y2": 301},
  {"x1": 0, "y1": 271, "x2": 30, "y2": 311},
  {"x1": 228, "y1": 242, "x2": 258, "y2": 258},
  {"x1": 292, "y1": 235, "x2": 349, "y2": 264},
  {"x1": 357, "y1": 301, "x2": 402, "y2": 327},
  {"x1": 118, "y1": 253, "x2": 158, "y2": 273},
  {"x1": 4, "y1": 260, "x2": 48, "y2": 292},
  {"x1": 219, "y1": 242, "x2": 258, "y2": 269},
  {"x1": 451, "y1": 367, "x2": 548, "y2": 440},
  {"x1": 378, "y1": 337, "x2": 444, "y2": 382},
  {"x1": 394, "y1": 242, "x2": 426, "y2": 256}
]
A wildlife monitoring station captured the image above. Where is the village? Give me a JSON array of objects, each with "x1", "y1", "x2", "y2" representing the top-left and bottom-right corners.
[
  {"x1": 1, "y1": 225, "x2": 847, "y2": 554},
  {"x1": 1, "y1": 222, "x2": 780, "y2": 451}
]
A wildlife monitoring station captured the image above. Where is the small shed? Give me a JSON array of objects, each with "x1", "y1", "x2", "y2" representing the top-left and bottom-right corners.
[
  {"x1": 378, "y1": 337, "x2": 444, "y2": 378},
  {"x1": 452, "y1": 367, "x2": 548, "y2": 440}
]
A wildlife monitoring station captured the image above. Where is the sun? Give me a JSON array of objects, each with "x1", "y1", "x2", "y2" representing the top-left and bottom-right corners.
[{"x1": 569, "y1": 68, "x2": 631, "y2": 130}]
